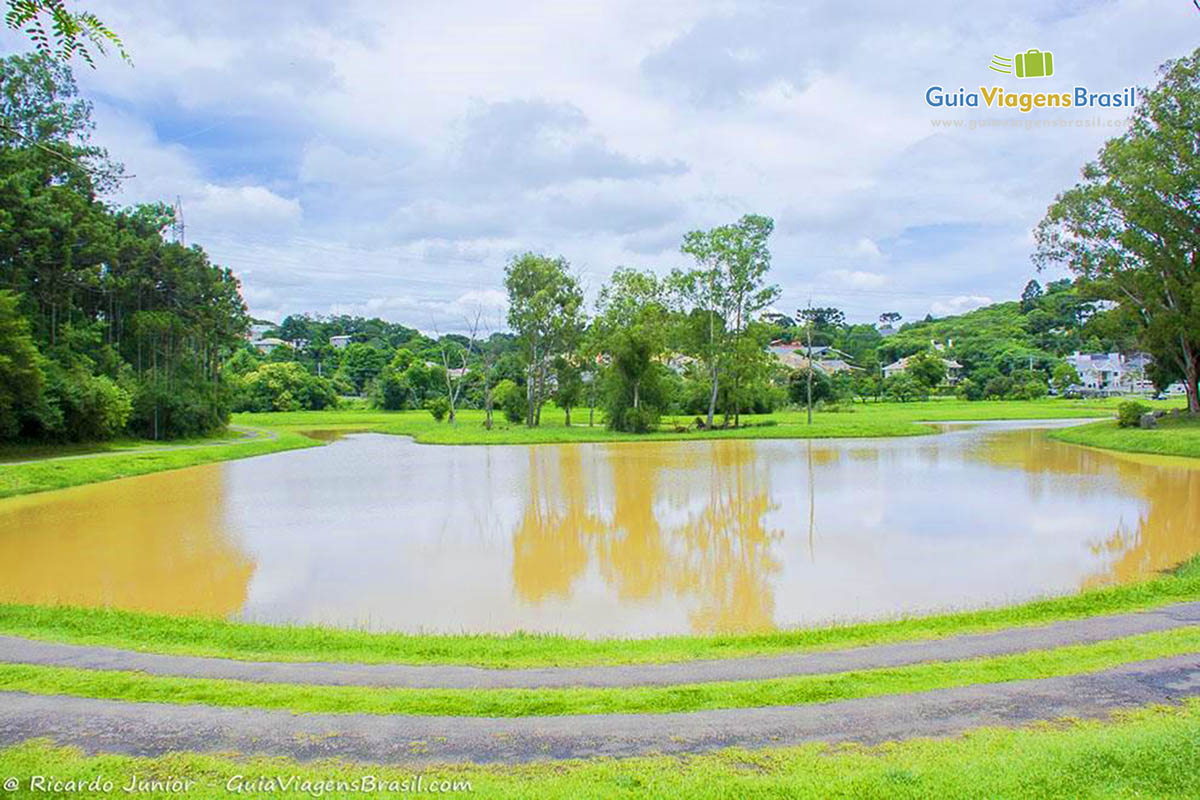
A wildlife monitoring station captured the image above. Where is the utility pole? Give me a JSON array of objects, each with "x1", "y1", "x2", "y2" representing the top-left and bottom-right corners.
[
  {"x1": 805, "y1": 299, "x2": 814, "y2": 425},
  {"x1": 172, "y1": 196, "x2": 186, "y2": 246}
]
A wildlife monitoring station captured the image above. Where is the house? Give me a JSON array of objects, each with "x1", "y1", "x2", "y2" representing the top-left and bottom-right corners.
[
  {"x1": 252, "y1": 337, "x2": 287, "y2": 354},
  {"x1": 246, "y1": 323, "x2": 274, "y2": 342},
  {"x1": 882, "y1": 354, "x2": 963, "y2": 384},
  {"x1": 329, "y1": 334, "x2": 352, "y2": 350},
  {"x1": 769, "y1": 343, "x2": 860, "y2": 375},
  {"x1": 1065, "y1": 352, "x2": 1155, "y2": 395}
]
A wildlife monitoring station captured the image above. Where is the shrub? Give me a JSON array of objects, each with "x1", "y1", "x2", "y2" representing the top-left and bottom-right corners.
[
  {"x1": 621, "y1": 406, "x2": 656, "y2": 433},
  {"x1": 1117, "y1": 400, "x2": 1151, "y2": 428},
  {"x1": 492, "y1": 379, "x2": 526, "y2": 423},
  {"x1": 426, "y1": 395, "x2": 450, "y2": 422}
]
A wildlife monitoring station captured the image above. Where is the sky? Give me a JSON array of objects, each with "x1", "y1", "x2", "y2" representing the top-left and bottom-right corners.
[{"x1": 3, "y1": 0, "x2": 1198, "y2": 332}]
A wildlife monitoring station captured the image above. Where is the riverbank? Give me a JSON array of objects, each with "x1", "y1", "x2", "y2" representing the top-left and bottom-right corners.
[
  {"x1": 1049, "y1": 413, "x2": 1200, "y2": 460},
  {"x1": 0, "y1": 398, "x2": 1183, "y2": 500}
]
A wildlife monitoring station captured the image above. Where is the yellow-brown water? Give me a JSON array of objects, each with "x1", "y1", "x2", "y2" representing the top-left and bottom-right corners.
[{"x1": 1, "y1": 421, "x2": 1197, "y2": 636}]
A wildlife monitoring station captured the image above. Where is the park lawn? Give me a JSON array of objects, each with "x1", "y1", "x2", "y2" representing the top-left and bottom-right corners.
[
  {"x1": 0, "y1": 429, "x2": 319, "y2": 500},
  {"x1": 1050, "y1": 413, "x2": 1200, "y2": 460},
  {"x1": 3, "y1": 700, "x2": 1200, "y2": 799},
  {"x1": 234, "y1": 396, "x2": 1168, "y2": 447},
  {"x1": 2, "y1": 554, "x2": 1199, "y2": 669},
  {"x1": 1, "y1": 626, "x2": 1197, "y2": 718}
]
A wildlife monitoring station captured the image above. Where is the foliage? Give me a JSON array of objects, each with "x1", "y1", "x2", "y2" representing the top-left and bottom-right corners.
[
  {"x1": 884, "y1": 373, "x2": 927, "y2": 402},
  {"x1": 788, "y1": 367, "x2": 833, "y2": 405},
  {"x1": 425, "y1": 395, "x2": 450, "y2": 422},
  {"x1": 1117, "y1": 400, "x2": 1152, "y2": 428},
  {"x1": 1034, "y1": 47, "x2": 1200, "y2": 412},
  {"x1": 231, "y1": 363, "x2": 338, "y2": 413},
  {"x1": 4, "y1": 0, "x2": 128, "y2": 67},
  {"x1": 0, "y1": 290, "x2": 43, "y2": 438},
  {"x1": 491, "y1": 379, "x2": 526, "y2": 424},
  {"x1": 905, "y1": 349, "x2": 947, "y2": 389}
]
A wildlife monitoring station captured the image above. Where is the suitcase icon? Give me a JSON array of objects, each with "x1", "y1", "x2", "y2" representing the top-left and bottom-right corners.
[{"x1": 1014, "y1": 49, "x2": 1054, "y2": 78}]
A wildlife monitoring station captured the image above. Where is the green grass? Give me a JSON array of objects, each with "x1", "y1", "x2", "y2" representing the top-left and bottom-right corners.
[
  {"x1": 0, "y1": 428, "x2": 320, "y2": 499},
  {"x1": 1050, "y1": 413, "x2": 1200, "y2": 460},
  {"x1": 4, "y1": 700, "x2": 1200, "y2": 798},
  {"x1": 0, "y1": 627, "x2": 1196, "y2": 717},
  {"x1": 3, "y1": 554, "x2": 1199, "y2": 668},
  {"x1": 233, "y1": 396, "x2": 1157, "y2": 447},
  {"x1": 0, "y1": 397, "x2": 1155, "y2": 500}
]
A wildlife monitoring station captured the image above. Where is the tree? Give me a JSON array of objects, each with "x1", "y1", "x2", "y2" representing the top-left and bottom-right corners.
[
  {"x1": 1034, "y1": 47, "x2": 1200, "y2": 413},
  {"x1": 1052, "y1": 361, "x2": 1081, "y2": 395},
  {"x1": 0, "y1": 290, "x2": 44, "y2": 438},
  {"x1": 339, "y1": 343, "x2": 387, "y2": 395},
  {"x1": 1020, "y1": 279, "x2": 1044, "y2": 312},
  {"x1": 552, "y1": 355, "x2": 583, "y2": 426},
  {"x1": 906, "y1": 350, "x2": 947, "y2": 389},
  {"x1": 879, "y1": 312, "x2": 902, "y2": 326},
  {"x1": 672, "y1": 214, "x2": 779, "y2": 428},
  {"x1": 4, "y1": 0, "x2": 128, "y2": 67},
  {"x1": 504, "y1": 253, "x2": 584, "y2": 427},
  {"x1": 594, "y1": 268, "x2": 670, "y2": 431}
]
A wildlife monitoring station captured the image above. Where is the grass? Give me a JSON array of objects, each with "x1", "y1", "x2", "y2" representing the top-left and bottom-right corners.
[
  {"x1": 3, "y1": 700, "x2": 1200, "y2": 798},
  {"x1": 0, "y1": 627, "x2": 1196, "y2": 717},
  {"x1": 2, "y1": 554, "x2": 1199, "y2": 669},
  {"x1": 0, "y1": 428, "x2": 320, "y2": 500},
  {"x1": 1050, "y1": 412, "x2": 1200, "y2": 460},
  {"x1": 233, "y1": 396, "x2": 1158, "y2": 447}
]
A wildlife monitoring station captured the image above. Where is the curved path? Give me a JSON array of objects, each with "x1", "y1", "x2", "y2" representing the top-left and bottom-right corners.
[
  {"x1": 1, "y1": 655, "x2": 1197, "y2": 764},
  {"x1": 3, "y1": 601, "x2": 1199, "y2": 689}
]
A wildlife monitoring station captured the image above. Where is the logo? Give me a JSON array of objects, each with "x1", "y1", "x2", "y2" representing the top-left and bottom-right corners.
[{"x1": 990, "y1": 49, "x2": 1055, "y2": 79}]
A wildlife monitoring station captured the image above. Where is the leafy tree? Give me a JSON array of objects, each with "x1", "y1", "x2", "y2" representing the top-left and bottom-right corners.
[
  {"x1": 1051, "y1": 362, "x2": 1081, "y2": 394},
  {"x1": 4, "y1": 0, "x2": 128, "y2": 67},
  {"x1": 231, "y1": 362, "x2": 337, "y2": 412},
  {"x1": 788, "y1": 367, "x2": 833, "y2": 405},
  {"x1": 1020, "y1": 280, "x2": 1044, "y2": 312},
  {"x1": 1034, "y1": 47, "x2": 1200, "y2": 412},
  {"x1": 594, "y1": 268, "x2": 670, "y2": 431},
  {"x1": 0, "y1": 290, "x2": 43, "y2": 438},
  {"x1": 492, "y1": 378, "x2": 526, "y2": 424},
  {"x1": 504, "y1": 253, "x2": 584, "y2": 427},
  {"x1": 672, "y1": 214, "x2": 779, "y2": 428},
  {"x1": 339, "y1": 343, "x2": 387, "y2": 394},
  {"x1": 552, "y1": 355, "x2": 583, "y2": 427},
  {"x1": 883, "y1": 373, "x2": 926, "y2": 402},
  {"x1": 906, "y1": 350, "x2": 947, "y2": 389}
]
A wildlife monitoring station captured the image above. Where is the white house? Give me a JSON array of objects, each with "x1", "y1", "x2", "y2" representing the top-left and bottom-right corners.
[
  {"x1": 882, "y1": 354, "x2": 963, "y2": 383},
  {"x1": 251, "y1": 337, "x2": 287, "y2": 354},
  {"x1": 329, "y1": 335, "x2": 352, "y2": 350},
  {"x1": 1065, "y1": 352, "x2": 1154, "y2": 395}
]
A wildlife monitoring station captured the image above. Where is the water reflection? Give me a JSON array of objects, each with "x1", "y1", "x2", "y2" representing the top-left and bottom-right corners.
[
  {"x1": 0, "y1": 467, "x2": 253, "y2": 615},
  {"x1": 0, "y1": 422, "x2": 1196, "y2": 636}
]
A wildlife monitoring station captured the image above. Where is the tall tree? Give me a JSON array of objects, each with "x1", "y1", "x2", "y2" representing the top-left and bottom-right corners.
[
  {"x1": 4, "y1": 0, "x2": 128, "y2": 67},
  {"x1": 1034, "y1": 48, "x2": 1200, "y2": 412},
  {"x1": 672, "y1": 214, "x2": 779, "y2": 428},
  {"x1": 503, "y1": 253, "x2": 584, "y2": 427},
  {"x1": 594, "y1": 268, "x2": 669, "y2": 431}
]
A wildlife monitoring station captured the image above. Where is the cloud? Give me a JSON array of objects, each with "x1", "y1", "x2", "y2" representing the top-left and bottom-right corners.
[
  {"x1": 930, "y1": 296, "x2": 994, "y2": 317},
  {"x1": 824, "y1": 269, "x2": 887, "y2": 289},
  {"x1": 191, "y1": 184, "x2": 302, "y2": 227}
]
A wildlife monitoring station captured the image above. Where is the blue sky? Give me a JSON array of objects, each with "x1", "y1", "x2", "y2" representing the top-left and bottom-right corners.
[{"x1": 3, "y1": 0, "x2": 1197, "y2": 331}]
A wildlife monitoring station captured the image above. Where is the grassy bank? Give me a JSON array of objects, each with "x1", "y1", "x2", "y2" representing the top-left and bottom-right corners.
[
  {"x1": 1, "y1": 627, "x2": 1196, "y2": 718},
  {"x1": 2, "y1": 555, "x2": 1198, "y2": 668},
  {"x1": 1050, "y1": 413, "x2": 1200, "y2": 460},
  {"x1": 0, "y1": 428, "x2": 320, "y2": 500},
  {"x1": 4, "y1": 700, "x2": 1200, "y2": 799},
  {"x1": 0, "y1": 397, "x2": 1153, "y2": 500},
  {"x1": 234, "y1": 397, "x2": 1154, "y2": 447}
]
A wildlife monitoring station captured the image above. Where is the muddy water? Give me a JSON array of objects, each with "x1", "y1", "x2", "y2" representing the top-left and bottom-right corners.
[{"x1": 1, "y1": 421, "x2": 1196, "y2": 636}]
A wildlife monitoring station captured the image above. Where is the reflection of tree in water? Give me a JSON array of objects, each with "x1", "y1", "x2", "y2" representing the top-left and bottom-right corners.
[
  {"x1": 510, "y1": 440, "x2": 782, "y2": 633},
  {"x1": 972, "y1": 428, "x2": 1200, "y2": 586}
]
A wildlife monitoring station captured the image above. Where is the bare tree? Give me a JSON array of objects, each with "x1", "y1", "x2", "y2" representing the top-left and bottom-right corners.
[{"x1": 433, "y1": 313, "x2": 480, "y2": 424}]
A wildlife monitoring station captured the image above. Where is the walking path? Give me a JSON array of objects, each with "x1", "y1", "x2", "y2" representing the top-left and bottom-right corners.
[
  {"x1": 1, "y1": 654, "x2": 1197, "y2": 764},
  {"x1": 3, "y1": 601, "x2": 1198, "y2": 689}
]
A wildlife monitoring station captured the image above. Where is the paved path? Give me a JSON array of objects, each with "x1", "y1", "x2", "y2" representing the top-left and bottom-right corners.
[
  {"x1": 4, "y1": 602, "x2": 1198, "y2": 689},
  {"x1": 1, "y1": 654, "x2": 1197, "y2": 764}
]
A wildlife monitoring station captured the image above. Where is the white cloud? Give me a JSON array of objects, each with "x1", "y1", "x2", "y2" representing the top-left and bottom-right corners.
[
  {"x1": 930, "y1": 295, "x2": 994, "y2": 317},
  {"x1": 17, "y1": 0, "x2": 1194, "y2": 331}
]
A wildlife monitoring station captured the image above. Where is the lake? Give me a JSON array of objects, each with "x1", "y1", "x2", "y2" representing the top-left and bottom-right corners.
[{"x1": 1, "y1": 420, "x2": 1197, "y2": 637}]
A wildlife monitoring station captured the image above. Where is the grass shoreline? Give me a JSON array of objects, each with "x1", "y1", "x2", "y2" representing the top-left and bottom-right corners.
[
  {"x1": 1048, "y1": 413, "x2": 1200, "y2": 460},
  {"x1": 2, "y1": 554, "x2": 1198, "y2": 669}
]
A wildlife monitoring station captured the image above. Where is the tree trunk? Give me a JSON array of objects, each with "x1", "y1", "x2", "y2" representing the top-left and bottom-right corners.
[
  {"x1": 564, "y1": 406, "x2": 571, "y2": 427},
  {"x1": 706, "y1": 361, "x2": 718, "y2": 428},
  {"x1": 1186, "y1": 355, "x2": 1200, "y2": 414}
]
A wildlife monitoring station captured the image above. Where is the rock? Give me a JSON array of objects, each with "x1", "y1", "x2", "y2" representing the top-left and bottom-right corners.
[
  {"x1": 1139, "y1": 413, "x2": 1158, "y2": 429},
  {"x1": 1154, "y1": 410, "x2": 1167, "y2": 418}
]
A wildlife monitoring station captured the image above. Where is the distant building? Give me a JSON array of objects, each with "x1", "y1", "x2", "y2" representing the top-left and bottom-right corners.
[
  {"x1": 1065, "y1": 352, "x2": 1154, "y2": 395},
  {"x1": 246, "y1": 323, "x2": 274, "y2": 342},
  {"x1": 882, "y1": 354, "x2": 963, "y2": 384},
  {"x1": 769, "y1": 343, "x2": 860, "y2": 375},
  {"x1": 329, "y1": 334, "x2": 352, "y2": 350},
  {"x1": 252, "y1": 337, "x2": 287, "y2": 354}
]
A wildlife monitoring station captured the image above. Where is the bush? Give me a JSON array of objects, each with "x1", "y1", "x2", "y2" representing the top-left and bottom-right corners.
[
  {"x1": 621, "y1": 406, "x2": 656, "y2": 433},
  {"x1": 492, "y1": 379, "x2": 526, "y2": 423},
  {"x1": 1117, "y1": 400, "x2": 1152, "y2": 428},
  {"x1": 426, "y1": 395, "x2": 450, "y2": 422},
  {"x1": 230, "y1": 362, "x2": 338, "y2": 413},
  {"x1": 883, "y1": 373, "x2": 927, "y2": 402}
]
